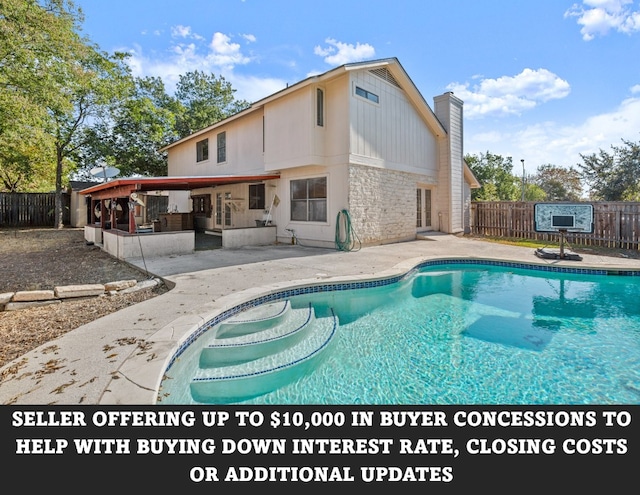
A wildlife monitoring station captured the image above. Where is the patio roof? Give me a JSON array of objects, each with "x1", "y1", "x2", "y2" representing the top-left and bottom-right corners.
[{"x1": 78, "y1": 174, "x2": 280, "y2": 200}]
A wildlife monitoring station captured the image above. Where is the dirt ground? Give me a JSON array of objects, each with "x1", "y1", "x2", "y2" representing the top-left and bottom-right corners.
[{"x1": 0, "y1": 228, "x2": 168, "y2": 369}]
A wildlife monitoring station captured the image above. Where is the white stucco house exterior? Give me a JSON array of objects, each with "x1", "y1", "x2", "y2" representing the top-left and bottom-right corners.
[
  {"x1": 160, "y1": 57, "x2": 479, "y2": 248},
  {"x1": 82, "y1": 57, "x2": 479, "y2": 256}
]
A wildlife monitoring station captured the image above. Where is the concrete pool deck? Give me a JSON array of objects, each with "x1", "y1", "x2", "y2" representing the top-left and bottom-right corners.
[{"x1": 1, "y1": 233, "x2": 639, "y2": 405}]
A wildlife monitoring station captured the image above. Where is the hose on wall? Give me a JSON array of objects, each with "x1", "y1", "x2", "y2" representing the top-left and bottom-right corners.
[{"x1": 335, "y1": 209, "x2": 361, "y2": 252}]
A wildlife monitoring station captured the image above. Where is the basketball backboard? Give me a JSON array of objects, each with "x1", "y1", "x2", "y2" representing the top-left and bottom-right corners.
[{"x1": 533, "y1": 203, "x2": 594, "y2": 234}]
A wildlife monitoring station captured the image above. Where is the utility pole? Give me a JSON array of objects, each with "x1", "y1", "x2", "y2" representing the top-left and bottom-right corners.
[{"x1": 520, "y1": 159, "x2": 525, "y2": 201}]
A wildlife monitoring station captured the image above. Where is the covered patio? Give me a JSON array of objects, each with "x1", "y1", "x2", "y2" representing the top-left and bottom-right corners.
[{"x1": 79, "y1": 174, "x2": 280, "y2": 260}]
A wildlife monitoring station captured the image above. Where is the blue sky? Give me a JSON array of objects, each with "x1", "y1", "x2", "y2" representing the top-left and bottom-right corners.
[{"x1": 74, "y1": 0, "x2": 640, "y2": 175}]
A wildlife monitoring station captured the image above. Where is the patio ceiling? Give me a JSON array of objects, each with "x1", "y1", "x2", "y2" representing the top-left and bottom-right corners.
[{"x1": 78, "y1": 174, "x2": 280, "y2": 200}]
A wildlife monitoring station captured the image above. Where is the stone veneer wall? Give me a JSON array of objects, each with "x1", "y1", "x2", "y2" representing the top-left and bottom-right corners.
[{"x1": 347, "y1": 164, "x2": 434, "y2": 245}]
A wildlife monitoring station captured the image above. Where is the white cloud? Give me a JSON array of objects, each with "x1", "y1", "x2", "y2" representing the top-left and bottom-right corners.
[
  {"x1": 465, "y1": 95, "x2": 640, "y2": 170},
  {"x1": 170, "y1": 25, "x2": 205, "y2": 41},
  {"x1": 565, "y1": 0, "x2": 640, "y2": 40},
  {"x1": 241, "y1": 34, "x2": 257, "y2": 43},
  {"x1": 630, "y1": 83, "x2": 640, "y2": 93},
  {"x1": 552, "y1": 96, "x2": 640, "y2": 158},
  {"x1": 313, "y1": 38, "x2": 375, "y2": 65},
  {"x1": 447, "y1": 69, "x2": 571, "y2": 119},
  {"x1": 208, "y1": 32, "x2": 251, "y2": 68},
  {"x1": 171, "y1": 25, "x2": 191, "y2": 38},
  {"x1": 123, "y1": 31, "x2": 280, "y2": 101}
]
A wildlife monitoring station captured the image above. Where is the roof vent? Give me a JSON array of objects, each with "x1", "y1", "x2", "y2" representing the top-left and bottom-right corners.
[{"x1": 369, "y1": 67, "x2": 401, "y2": 88}]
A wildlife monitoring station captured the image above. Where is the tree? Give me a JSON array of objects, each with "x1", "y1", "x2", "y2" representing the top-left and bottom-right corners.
[
  {"x1": 0, "y1": 91, "x2": 56, "y2": 191},
  {"x1": 0, "y1": 0, "x2": 131, "y2": 228},
  {"x1": 577, "y1": 139, "x2": 640, "y2": 200},
  {"x1": 523, "y1": 183, "x2": 547, "y2": 201},
  {"x1": 81, "y1": 76, "x2": 179, "y2": 178},
  {"x1": 49, "y1": 44, "x2": 131, "y2": 228},
  {"x1": 531, "y1": 164, "x2": 583, "y2": 201},
  {"x1": 465, "y1": 152, "x2": 520, "y2": 201},
  {"x1": 0, "y1": 0, "x2": 74, "y2": 192},
  {"x1": 174, "y1": 71, "x2": 250, "y2": 137}
]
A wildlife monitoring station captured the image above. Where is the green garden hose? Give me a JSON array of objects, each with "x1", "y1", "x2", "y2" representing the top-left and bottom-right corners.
[{"x1": 335, "y1": 209, "x2": 361, "y2": 251}]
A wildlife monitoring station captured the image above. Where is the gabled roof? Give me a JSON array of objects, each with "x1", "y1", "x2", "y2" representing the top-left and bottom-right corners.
[
  {"x1": 160, "y1": 57, "x2": 447, "y2": 151},
  {"x1": 340, "y1": 58, "x2": 447, "y2": 138}
]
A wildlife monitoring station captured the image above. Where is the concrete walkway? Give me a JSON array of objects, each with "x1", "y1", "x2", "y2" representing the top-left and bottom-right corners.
[{"x1": 1, "y1": 234, "x2": 639, "y2": 405}]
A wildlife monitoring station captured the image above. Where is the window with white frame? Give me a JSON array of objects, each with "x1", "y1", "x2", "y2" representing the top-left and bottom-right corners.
[
  {"x1": 290, "y1": 177, "x2": 327, "y2": 222},
  {"x1": 196, "y1": 138, "x2": 208, "y2": 162},
  {"x1": 217, "y1": 131, "x2": 226, "y2": 163}
]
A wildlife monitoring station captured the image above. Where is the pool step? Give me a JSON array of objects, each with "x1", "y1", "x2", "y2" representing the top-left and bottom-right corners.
[
  {"x1": 190, "y1": 308, "x2": 338, "y2": 403},
  {"x1": 216, "y1": 300, "x2": 291, "y2": 338},
  {"x1": 199, "y1": 303, "x2": 315, "y2": 367}
]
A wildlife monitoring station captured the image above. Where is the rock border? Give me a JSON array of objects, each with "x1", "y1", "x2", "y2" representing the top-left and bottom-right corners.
[{"x1": 0, "y1": 278, "x2": 163, "y2": 312}]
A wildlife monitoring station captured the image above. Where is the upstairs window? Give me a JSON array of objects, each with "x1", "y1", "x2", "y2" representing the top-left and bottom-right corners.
[
  {"x1": 217, "y1": 131, "x2": 226, "y2": 163},
  {"x1": 316, "y1": 88, "x2": 324, "y2": 127},
  {"x1": 196, "y1": 138, "x2": 208, "y2": 162},
  {"x1": 355, "y1": 85, "x2": 379, "y2": 104}
]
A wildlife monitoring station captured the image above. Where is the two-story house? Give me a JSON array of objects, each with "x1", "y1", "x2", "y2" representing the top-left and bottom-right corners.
[
  {"x1": 81, "y1": 57, "x2": 479, "y2": 258},
  {"x1": 163, "y1": 57, "x2": 478, "y2": 246}
]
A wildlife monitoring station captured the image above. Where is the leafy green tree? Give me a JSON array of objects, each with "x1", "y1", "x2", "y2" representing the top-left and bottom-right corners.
[
  {"x1": 81, "y1": 76, "x2": 179, "y2": 178},
  {"x1": 0, "y1": 0, "x2": 75, "y2": 192},
  {"x1": 531, "y1": 164, "x2": 583, "y2": 201},
  {"x1": 0, "y1": 91, "x2": 56, "y2": 191},
  {"x1": 0, "y1": 0, "x2": 132, "y2": 228},
  {"x1": 577, "y1": 138, "x2": 640, "y2": 200},
  {"x1": 465, "y1": 152, "x2": 520, "y2": 201},
  {"x1": 174, "y1": 70, "x2": 250, "y2": 137},
  {"x1": 523, "y1": 183, "x2": 547, "y2": 201},
  {"x1": 49, "y1": 44, "x2": 131, "y2": 228}
]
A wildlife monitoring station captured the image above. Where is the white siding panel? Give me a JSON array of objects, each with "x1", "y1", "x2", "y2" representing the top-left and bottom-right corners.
[
  {"x1": 264, "y1": 89, "x2": 313, "y2": 169},
  {"x1": 323, "y1": 77, "x2": 350, "y2": 162},
  {"x1": 349, "y1": 70, "x2": 437, "y2": 175}
]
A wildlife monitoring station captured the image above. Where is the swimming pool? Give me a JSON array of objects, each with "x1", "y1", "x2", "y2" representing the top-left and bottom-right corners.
[{"x1": 157, "y1": 260, "x2": 640, "y2": 405}]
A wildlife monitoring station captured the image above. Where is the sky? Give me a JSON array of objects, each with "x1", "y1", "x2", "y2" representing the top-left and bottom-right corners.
[{"x1": 73, "y1": 0, "x2": 640, "y2": 176}]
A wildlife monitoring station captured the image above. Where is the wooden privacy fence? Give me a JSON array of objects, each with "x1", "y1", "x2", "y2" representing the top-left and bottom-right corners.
[
  {"x1": 0, "y1": 192, "x2": 70, "y2": 228},
  {"x1": 471, "y1": 201, "x2": 640, "y2": 251}
]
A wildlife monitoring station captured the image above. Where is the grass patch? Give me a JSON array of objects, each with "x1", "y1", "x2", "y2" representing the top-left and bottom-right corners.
[
  {"x1": 466, "y1": 235, "x2": 559, "y2": 249},
  {"x1": 466, "y1": 234, "x2": 640, "y2": 259}
]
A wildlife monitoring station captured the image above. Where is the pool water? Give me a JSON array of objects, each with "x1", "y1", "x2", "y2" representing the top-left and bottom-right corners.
[{"x1": 158, "y1": 263, "x2": 640, "y2": 405}]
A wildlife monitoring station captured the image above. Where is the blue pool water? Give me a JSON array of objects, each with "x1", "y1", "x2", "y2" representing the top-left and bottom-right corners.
[{"x1": 158, "y1": 262, "x2": 640, "y2": 405}]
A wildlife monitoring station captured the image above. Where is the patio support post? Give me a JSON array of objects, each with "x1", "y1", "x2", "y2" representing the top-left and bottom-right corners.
[
  {"x1": 129, "y1": 199, "x2": 136, "y2": 234},
  {"x1": 110, "y1": 198, "x2": 116, "y2": 230}
]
